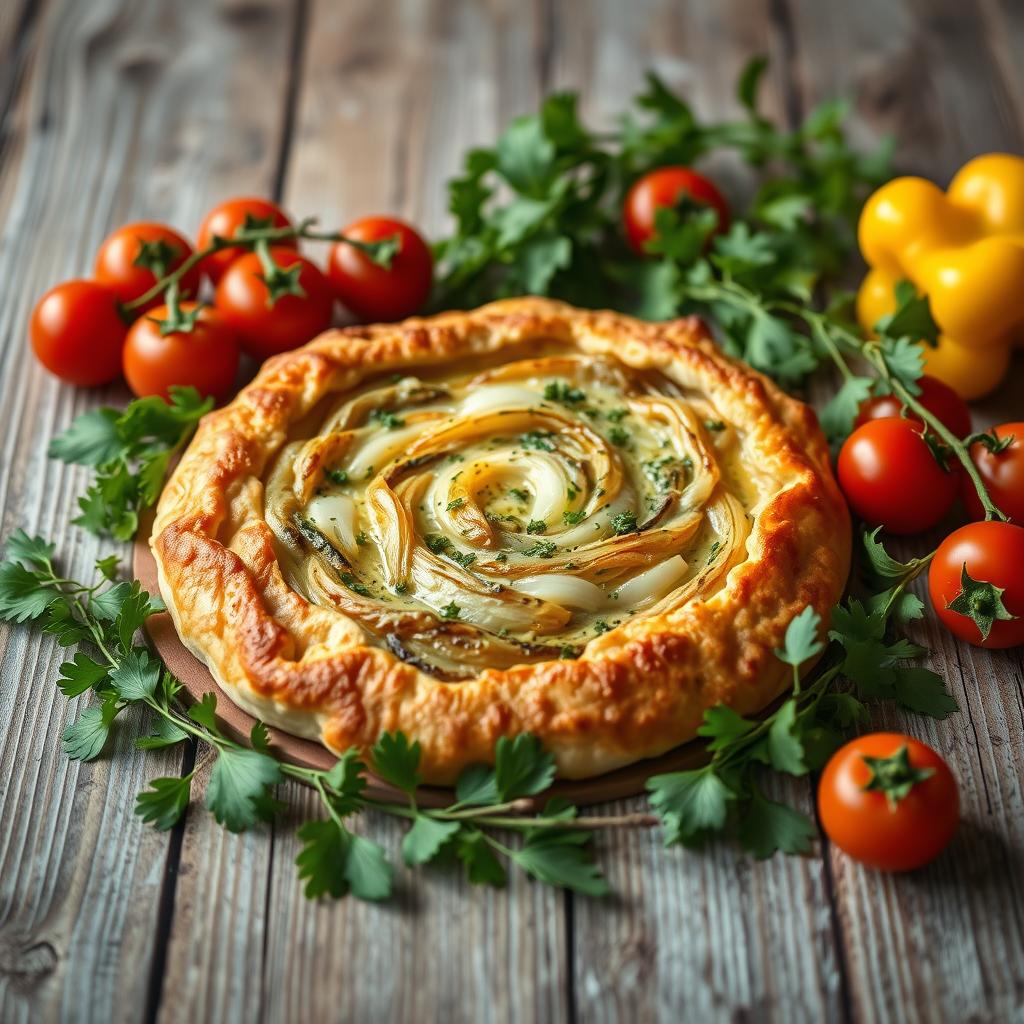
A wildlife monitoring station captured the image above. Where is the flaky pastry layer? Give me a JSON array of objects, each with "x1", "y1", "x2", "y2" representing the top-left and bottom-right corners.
[{"x1": 152, "y1": 298, "x2": 850, "y2": 782}]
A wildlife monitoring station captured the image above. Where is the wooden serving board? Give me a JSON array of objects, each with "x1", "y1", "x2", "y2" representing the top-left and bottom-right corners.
[{"x1": 132, "y1": 514, "x2": 709, "y2": 808}]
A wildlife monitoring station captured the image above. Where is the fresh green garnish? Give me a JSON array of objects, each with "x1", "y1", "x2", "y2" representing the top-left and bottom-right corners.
[
  {"x1": 608, "y1": 426, "x2": 630, "y2": 448},
  {"x1": 509, "y1": 487, "x2": 530, "y2": 503},
  {"x1": 355, "y1": 531, "x2": 369, "y2": 546},
  {"x1": 370, "y1": 409, "x2": 405, "y2": 429},
  {"x1": 341, "y1": 573, "x2": 371, "y2": 597},
  {"x1": 706, "y1": 540, "x2": 721, "y2": 565},
  {"x1": 47, "y1": 386, "x2": 212, "y2": 541},
  {"x1": 593, "y1": 620, "x2": 612, "y2": 635},
  {"x1": 394, "y1": 582, "x2": 409, "y2": 595},
  {"x1": 610, "y1": 511, "x2": 638, "y2": 535},
  {"x1": 606, "y1": 408, "x2": 628, "y2": 423},
  {"x1": 526, "y1": 519, "x2": 547, "y2": 534},
  {"x1": 543, "y1": 381, "x2": 586, "y2": 404},
  {"x1": 450, "y1": 550, "x2": 477, "y2": 569},
  {"x1": 704, "y1": 420, "x2": 726, "y2": 432},
  {"x1": 425, "y1": 535, "x2": 451, "y2": 555},
  {"x1": 523, "y1": 539, "x2": 557, "y2": 558},
  {"x1": 325, "y1": 467, "x2": 349, "y2": 486},
  {"x1": 446, "y1": 497, "x2": 466, "y2": 512},
  {"x1": 520, "y1": 430, "x2": 557, "y2": 452},
  {"x1": 440, "y1": 601, "x2": 461, "y2": 619},
  {"x1": 562, "y1": 510, "x2": 586, "y2": 525}
]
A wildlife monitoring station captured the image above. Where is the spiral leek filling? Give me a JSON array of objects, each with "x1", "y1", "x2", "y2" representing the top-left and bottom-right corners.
[{"x1": 265, "y1": 354, "x2": 752, "y2": 679}]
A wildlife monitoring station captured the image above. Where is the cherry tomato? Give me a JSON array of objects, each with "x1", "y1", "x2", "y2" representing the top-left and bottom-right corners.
[
  {"x1": 123, "y1": 303, "x2": 239, "y2": 403},
  {"x1": 214, "y1": 247, "x2": 334, "y2": 360},
  {"x1": 960, "y1": 422, "x2": 1024, "y2": 524},
  {"x1": 327, "y1": 217, "x2": 433, "y2": 323},
  {"x1": 196, "y1": 197, "x2": 296, "y2": 285},
  {"x1": 837, "y1": 417, "x2": 957, "y2": 534},
  {"x1": 94, "y1": 222, "x2": 201, "y2": 313},
  {"x1": 30, "y1": 280, "x2": 126, "y2": 387},
  {"x1": 854, "y1": 374, "x2": 972, "y2": 438},
  {"x1": 928, "y1": 521, "x2": 1024, "y2": 648},
  {"x1": 623, "y1": 166, "x2": 730, "y2": 254},
  {"x1": 818, "y1": 733, "x2": 958, "y2": 872}
]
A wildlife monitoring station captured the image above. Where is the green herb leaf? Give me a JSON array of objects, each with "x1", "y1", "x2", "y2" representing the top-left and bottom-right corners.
[
  {"x1": 296, "y1": 819, "x2": 393, "y2": 901},
  {"x1": 371, "y1": 732, "x2": 422, "y2": 794},
  {"x1": 109, "y1": 648, "x2": 161, "y2": 702},
  {"x1": 647, "y1": 767, "x2": 735, "y2": 844},
  {"x1": 774, "y1": 605, "x2": 823, "y2": 667},
  {"x1": 62, "y1": 698, "x2": 119, "y2": 761},
  {"x1": 495, "y1": 733, "x2": 556, "y2": 800},
  {"x1": 401, "y1": 816, "x2": 461, "y2": 865},
  {"x1": 511, "y1": 830, "x2": 609, "y2": 896},
  {"x1": 136, "y1": 775, "x2": 193, "y2": 830},
  {"x1": 205, "y1": 747, "x2": 282, "y2": 832},
  {"x1": 737, "y1": 788, "x2": 816, "y2": 858},
  {"x1": 456, "y1": 829, "x2": 508, "y2": 886},
  {"x1": 57, "y1": 653, "x2": 109, "y2": 697}
]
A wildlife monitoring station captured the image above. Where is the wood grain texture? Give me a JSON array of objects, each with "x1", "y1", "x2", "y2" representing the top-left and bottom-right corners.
[
  {"x1": 788, "y1": 1, "x2": 1024, "y2": 1021},
  {"x1": 1, "y1": 1, "x2": 1023, "y2": 1022},
  {"x1": 0, "y1": 0, "x2": 299, "y2": 1021}
]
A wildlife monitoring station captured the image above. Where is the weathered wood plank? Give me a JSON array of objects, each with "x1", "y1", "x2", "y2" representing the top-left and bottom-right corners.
[
  {"x1": 0, "y1": 0, "x2": 297, "y2": 1020},
  {"x1": 249, "y1": 3, "x2": 573, "y2": 1020},
  {"x1": 540, "y1": 3, "x2": 847, "y2": 1021},
  {"x1": 788, "y1": 1, "x2": 1024, "y2": 1020}
]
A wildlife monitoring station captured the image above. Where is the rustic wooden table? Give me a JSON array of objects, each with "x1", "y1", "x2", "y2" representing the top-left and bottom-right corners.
[{"x1": 2, "y1": 1, "x2": 1023, "y2": 1021}]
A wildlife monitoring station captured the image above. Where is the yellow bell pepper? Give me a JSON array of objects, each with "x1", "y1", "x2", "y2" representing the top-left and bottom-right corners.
[{"x1": 856, "y1": 153, "x2": 1024, "y2": 399}]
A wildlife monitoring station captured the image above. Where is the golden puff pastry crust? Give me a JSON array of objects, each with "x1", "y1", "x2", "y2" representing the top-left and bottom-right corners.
[{"x1": 152, "y1": 298, "x2": 850, "y2": 783}]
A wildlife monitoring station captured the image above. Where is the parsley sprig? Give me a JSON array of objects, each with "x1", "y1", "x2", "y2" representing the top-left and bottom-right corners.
[
  {"x1": 646, "y1": 550, "x2": 957, "y2": 853},
  {"x1": 0, "y1": 533, "x2": 652, "y2": 900},
  {"x1": 48, "y1": 386, "x2": 212, "y2": 540}
]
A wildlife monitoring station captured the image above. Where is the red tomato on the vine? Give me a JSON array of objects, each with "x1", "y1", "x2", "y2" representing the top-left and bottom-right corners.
[
  {"x1": 327, "y1": 217, "x2": 433, "y2": 323},
  {"x1": 196, "y1": 198, "x2": 296, "y2": 284},
  {"x1": 927, "y1": 521, "x2": 1024, "y2": 649},
  {"x1": 854, "y1": 375, "x2": 972, "y2": 439},
  {"x1": 94, "y1": 222, "x2": 200, "y2": 313},
  {"x1": 818, "y1": 733, "x2": 958, "y2": 872},
  {"x1": 960, "y1": 422, "x2": 1024, "y2": 524},
  {"x1": 837, "y1": 417, "x2": 957, "y2": 534},
  {"x1": 123, "y1": 303, "x2": 240, "y2": 403},
  {"x1": 30, "y1": 280, "x2": 126, "y2": 387},
  {"x1": 623, "y1": 166, "x2": 730, "y2": 254},
  {"x1": 214, "y1": 247, "x2": 334, "y2": 360}
]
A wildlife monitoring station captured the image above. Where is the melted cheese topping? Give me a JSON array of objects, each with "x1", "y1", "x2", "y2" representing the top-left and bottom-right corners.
[{"x1": 264, "y1": 354, "x2": 752, "y2": 679}]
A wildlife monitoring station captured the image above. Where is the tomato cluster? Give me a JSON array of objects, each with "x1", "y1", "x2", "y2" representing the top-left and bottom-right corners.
[{"x1": 30, "y1": 199, "x2": 433, "y2": 402}]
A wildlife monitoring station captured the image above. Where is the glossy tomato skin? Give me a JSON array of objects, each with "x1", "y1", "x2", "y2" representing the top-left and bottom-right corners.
[
  {"x1": 94, "y1": 222, "x2": 201, "y2": 313},
  {"x1": 214, "y1": 247, "x2": 334, "y2": 361},
  {"x1": 30, "y1": 279, "x2": 126, "y2": 387},
  {"x1": 327, "y1": 217, "x2": 433, "y2": 323},
  {"x1": 854, "y1": 375, "x2": 972, "y2": 438},
  {"x1": 123, "y1": 303, "x2": 240, "y2": 403},
  {"x1": 928, "y1": 521, "x2": 1024, "y2": 648},
  {"x1": 837, "y1": 417, "x2": 958, "y2": 534},
  {"x1": 818, "y1": 733, "x2": 958, "y2": 872},
  {"x1": 960, "y1": 422, "x2": 1024, "y2": 524},
  {"x1": 623, "y1": 166, "x2": 730, "y2": 254},
  {"x1": 196, "y1": 198, "x2": 296, "y2": 284}
]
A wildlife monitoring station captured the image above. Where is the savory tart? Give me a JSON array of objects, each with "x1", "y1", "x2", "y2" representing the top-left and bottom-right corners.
[{"x1": 151, "y1": 298, "x2": 850, "y2": 782}]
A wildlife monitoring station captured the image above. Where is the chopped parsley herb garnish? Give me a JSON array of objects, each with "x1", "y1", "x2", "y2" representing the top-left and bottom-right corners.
[
  {"x1": 643, "y1": 455, "x2": 686, "y2": 493},
  {"x1": 606, "y1": 407, "x2": 628, "y2": 422},
  {"x1": 441, "y1": 601, "x2": 461, "y2": 619},
  {"x1": 446, "y1": 497, "x2": 465, "y2": 512},
  {"x1": 707, "y1": 540, "x2": 721, "y2": 564},
  {"x1": 610, "y1": 511, "x2": 638, "y2": 535},
  {"x1": 394, "y1": 581, "x2": 409, "y2": 594},
  {"x1": 355, "y1": 531, "x2": 368, "y2": 546},
  {"x1": 567, "y1": 485, "x2": 579, "y2": 501},
  {"x1": 562, "y1": 510, "x2": 586, "y2": 525},
  {"x1": 520, "y1": 430, "x2": 556, "y2": 452},
  {"x1": 527, "y1": 519, "x2": 547, "y2": 534},
  {"x1": 446, "y1": 453, "x2": 464, "y2": 463},
  {"x1": 340, "y1": 573, "x2": 371, "y2": 597},
  {"x1": 543, "y1": 380, "x2": 586, "y2": 404},
  {"x1": 593, "y1": 619, "x2": 612, "y2": 635},
  {"x1": 495, "y1": 552, "x2": 509, "y2": 562},
  {"x1": 509, "y1": 487, "x2": 529, "y2": 503},
  {"x1": 705, "y1": 419, "x2": 726, "y2": 432},
  {"x1": 559, "y1": 646, "x2": 579, "y2": 660},
  {"x1": 608, "y1": 426, "x2": 630, "y2": 447},
  {"x1": 324, "y1": 467, "x2": 349, "y2": 485},
  {"x1": 450, "y1": 550, "x2": 477, "y2": 568},
  {"x1": 425, "y1": 534, "x2": 451, "y2": 554},
  {"x1": 523, "y1": 539, "x2": 557, "y2": 558},
  {"x1": 369, "y1": 408, "x2": 405, "y2": 429}
]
